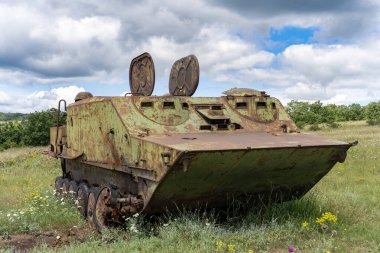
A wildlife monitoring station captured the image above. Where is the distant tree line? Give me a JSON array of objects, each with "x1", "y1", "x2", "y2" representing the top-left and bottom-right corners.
[
  {"x1": 0, "y1": 109, "x2": 66, "y2": 151},
  {"x1": 286, "y1": 100, "x2": 380, "y2": 129},
  {"x1": 0, "y1": 112, "x2": 27, "y2": 122}
]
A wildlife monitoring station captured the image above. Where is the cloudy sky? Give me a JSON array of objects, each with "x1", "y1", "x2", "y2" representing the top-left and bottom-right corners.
[{"x1": 0, "y1": 0, "x2": 379, "y2": 113}]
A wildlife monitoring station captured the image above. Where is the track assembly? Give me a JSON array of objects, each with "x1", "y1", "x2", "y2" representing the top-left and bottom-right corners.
[
  {"x1": 169, "y1": 55, "x2": 199, "y2": 96},
  {"x1": 129, "y1": 52, "x2": 155, "y2": 96}
]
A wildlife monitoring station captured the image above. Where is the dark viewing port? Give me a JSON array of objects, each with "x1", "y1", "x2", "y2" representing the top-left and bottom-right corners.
[
  {"x1": 256, "y1": 102, "x2": 267, "y2": 107},
  {"x1": 163, "y1": 101, "x2": 175, "y2": 109},
  {"x1": 141, "y1": 101, "x2": 153, "y2": 107},
  {"x1": 211, "y1": 105, "x2": 223, "y2": 110},
  {"x1": 236, "y1": 102, "x2": 247, "y2": 109}
]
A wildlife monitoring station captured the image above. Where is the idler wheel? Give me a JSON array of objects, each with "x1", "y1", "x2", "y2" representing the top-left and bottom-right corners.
[
  {"x1": 87, "y1": 187, "x2": 99, "y2": 230},
  {"x1": 77, "y1": 183, "x2": 89, "y2": 218},
  {"x1": 94, "y1": 184, "x2": 120, "y2": 232},
  {"x1": 54, "y1": 176, "x2": 63, "y2": 194}
]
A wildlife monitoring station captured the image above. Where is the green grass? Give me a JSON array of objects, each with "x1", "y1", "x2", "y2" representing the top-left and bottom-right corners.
[
  {"x1": 1, "y1": 122, "x2": 379, "y2": 252},
  {"x1": 0, "y1": 147, "x2": 85, "y2": 234}
]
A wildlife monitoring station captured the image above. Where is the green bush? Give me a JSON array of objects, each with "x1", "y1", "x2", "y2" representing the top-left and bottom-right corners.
[
  {"x1": 365, "y1": 102, "x2": 380, "y2": 121},
  {"x1": 367, "y1": 119, "x2": 380, "y2": 126},
  {"x1": 0, "y1": 108, "x2": 66, "y2": 151},
  {"x1": 327, "y1": 122, "x2": 340, "y2": 129},
  {"x1": 286, "y1": 100, "x2": 374, "y2": 126},
  {"x1": 296, "y1": 121, "x2": 306, "y2": 129},
  {"x1": 309, "y1": 124, "x2": 321, "y2": 131}
]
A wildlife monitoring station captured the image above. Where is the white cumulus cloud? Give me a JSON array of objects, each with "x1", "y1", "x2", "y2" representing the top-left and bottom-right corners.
[
  {"x1": 0, "y1": 86, "x2": 85, "y2": 113},
  {"x1": 1, "y1": 0, "x2": 380, "y2": 112}
]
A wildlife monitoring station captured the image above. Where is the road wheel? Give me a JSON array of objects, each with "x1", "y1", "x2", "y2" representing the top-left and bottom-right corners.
[
  {"x1": 87, "y1": 187, "x2": 99, "y2": 230},
  {"x1": 77, "y1": 183, "x2": 89, "y2": 218},
  {"x1": 54, "y1": 176, "x2": 63, "y2": 194},
  {"x1": 62, "y1": 179, "x2": 70, "y2": 195},
  {"x1": 94, "y1": 184, "x2": 120, "y2": 232},
  {"x1": 68, "y1": 180, "x2": 79, "y2": 198}
]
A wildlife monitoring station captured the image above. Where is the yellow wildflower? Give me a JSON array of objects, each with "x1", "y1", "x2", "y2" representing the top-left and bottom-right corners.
[
  {"x1": 322, "y1": 212, "x2": 337, "y2": 223},
  {"x1": 316, "y1": 212, "x2": 337, "y2": 225},
  {"x1": 248, "y1": 250, "x2": 254, "y2": 253},
  {"x1": 316, "y1": 217, "x2": 325, "y2": 225},
  {"x1": 326, "y1": 251, "x2": 331, "y2": 253},
  {"x1": 302, "y1": 221, "x2": 309, "y2": 229},
  {"x1": 227, "y1": 244, "x2": 236, "y2": 252},
  {"x1": 215, "y1": 240, "x2": 225, "y2": 252}
]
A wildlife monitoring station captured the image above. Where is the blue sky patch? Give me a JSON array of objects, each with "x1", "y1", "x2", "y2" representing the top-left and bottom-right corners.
[{"x1": 266, "y1": 26, "x2": 319, "y2": 54}]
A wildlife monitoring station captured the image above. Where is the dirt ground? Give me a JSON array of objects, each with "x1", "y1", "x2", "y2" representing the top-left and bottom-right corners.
[{"x1": 0, "y1": 226, "x2": 92, "y2": 252}]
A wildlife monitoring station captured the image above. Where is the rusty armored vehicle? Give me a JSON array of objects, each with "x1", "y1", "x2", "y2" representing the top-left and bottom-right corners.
[{"x1": 48, "y1": 53, "x2": 356, "y2": 231}]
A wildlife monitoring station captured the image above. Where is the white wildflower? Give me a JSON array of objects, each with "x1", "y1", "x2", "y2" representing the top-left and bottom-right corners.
[{"x1": 129, "y1": 224, "x2": 138, "y2": 233}]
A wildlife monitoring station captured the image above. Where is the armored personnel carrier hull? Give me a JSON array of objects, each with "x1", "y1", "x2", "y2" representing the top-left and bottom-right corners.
[{"x1": 48, "y1": 54, "x2": 355, "y2": 231}]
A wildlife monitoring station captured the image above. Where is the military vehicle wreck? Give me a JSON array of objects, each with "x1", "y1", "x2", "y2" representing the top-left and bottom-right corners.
[{"x1": 48, "y1": 53, "x2": 356, "y2": 231}]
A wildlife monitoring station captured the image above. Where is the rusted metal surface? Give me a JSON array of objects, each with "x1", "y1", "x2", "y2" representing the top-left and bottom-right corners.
[
  {"x1": 87, "y1": 189, "x2": 97, "y2": 230},
  {"x1": 54, "y1": 99, "x2": 66, "y2": 158},
  {"x1": 129, "y1": 52, "x2": 155, "y2": 96},
  {"x1": 169, "y1": 55, "x2": 199, "y2": 96},
  {"x1": 223, "y1": 87, "x2": 265, "y2": 97},
  {"x1": 49, "y1": 126, "x2": 66, "y2": 157},
  {"x1": 140, "y1": 132, "x2": 349, "y2": 151},
  {"x1": 94, "y1": 185, "x2": 118, "y2": 231},
  {"x1": 48, "y1": 53, "x2": 356, "y2": 231},
  {"x1": 144, "y1": 144, "x2": 351, "y2": 212}
]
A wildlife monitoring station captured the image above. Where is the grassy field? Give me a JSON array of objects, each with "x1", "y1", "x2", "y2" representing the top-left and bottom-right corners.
[{"x1": 0, "y1": 121, "x2": 379, "y2": 252}]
